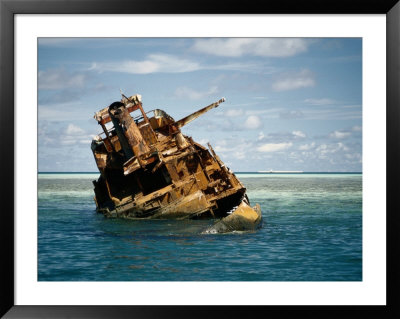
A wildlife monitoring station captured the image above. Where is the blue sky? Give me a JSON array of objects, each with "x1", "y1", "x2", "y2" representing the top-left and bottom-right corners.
[{"x1": 38, "y1": 38, "x2": 362, "y2": 172}]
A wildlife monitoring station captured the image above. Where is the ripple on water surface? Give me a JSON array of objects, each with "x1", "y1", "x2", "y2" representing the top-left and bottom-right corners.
[{"x1": 38, "y1": 173, "x2": 362, "y2": 281}]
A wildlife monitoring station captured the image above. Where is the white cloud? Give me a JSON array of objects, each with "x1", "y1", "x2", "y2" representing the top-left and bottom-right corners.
[
  {"x1": 243, "y1": 115, "x2": 263, "y2": 129},
  {"x1": 272, "y1": 69, "x2": 315, "y2": 92},
  {"x1": 90, "y1": 53, "x2": 264, "y2": 74},
  {"x1": 304, "y1": 98, "x2": 336, "y2": 105},
  {"x1": 214, "y1": 145, "x2": 230, "y2": 152},
  {"x1": 337, "y1": 142, "x2": 350, "y2": 151},
  {"x1": 234, "y1": 150, "x2": 246, "y2": 160},
  {"x1": 345, "y1": 153, "x2": 362, "y2": 162},
  {"x1": 352, "y1": 125, "x2": 362, "y2": 132},
  {"x1": 211, "y1": 62, "x2": 269, "y2": 73},
  {"x1": 292, "y1": 130, "x2": 306, "y2": 138},
  {"x1": 316, "y1": 142, "x2": 350, "y2": 158},
  {"x1": 211, "y1": 139, "x2": 254, "y2": 162},
  {"x1": 174, "y1": 86, "x2": 218, "y2": 100},
  {"x1": 90, "y1": 54, "x2": 201, "y2": 74},
  {"x1": 38, "y1": 123, "x2": 93, "y2": 147},
  {"x1": 298, "y1": 142, "x2": 316, "y2": 151},
  {"x1": 257, "y1": 142, "x2": 293, "y2": 152},
  {"x1": 225, "y1": 109, "x2": 244, "y2": 117},
  {"x1": 192, "y1": 38, "x2": 309, "y2": 57},
  {"x1": 256, "y1": 130, "x2": 306, "y2": 143},
  {"x1": 66, "y1": 123, "x2": 85, "y2": 135},
  {"x1": 329, "y1": 130, "x2": 351, "y2": 139},
  {"x1": 39, "y1": 68, "x2": 87, "y2": 90}
]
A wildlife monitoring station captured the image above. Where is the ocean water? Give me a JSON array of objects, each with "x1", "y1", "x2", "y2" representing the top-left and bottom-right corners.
[{"x1": 38, "y1": 173, "x2": 362, "y2": 281}]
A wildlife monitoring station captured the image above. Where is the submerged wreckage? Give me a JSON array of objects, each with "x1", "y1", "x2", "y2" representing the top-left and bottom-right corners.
[{"x1": 91, "y1": 94, "x2": 262, "y2": 233}]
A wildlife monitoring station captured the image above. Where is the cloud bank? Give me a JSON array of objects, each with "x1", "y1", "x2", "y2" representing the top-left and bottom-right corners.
[{"x1": 192, "y1": 38, "x2": 310, "y2": 57}]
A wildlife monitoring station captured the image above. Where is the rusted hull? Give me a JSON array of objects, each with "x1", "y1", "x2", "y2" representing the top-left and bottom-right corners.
[
  {"x1": 98, "y1": 196, "x2": 262, "y2": 234},
  {"x1": 91, "y1": 94, "x2": 262, "y2": 233},
  {"x1": 95, "y1": 170, "x2": 247, "y2": 220}
]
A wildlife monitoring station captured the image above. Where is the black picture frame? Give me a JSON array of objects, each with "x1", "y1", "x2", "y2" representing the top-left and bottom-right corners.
[{"x1": 1, "y1": 0, "x2": 399, "y2": 318}]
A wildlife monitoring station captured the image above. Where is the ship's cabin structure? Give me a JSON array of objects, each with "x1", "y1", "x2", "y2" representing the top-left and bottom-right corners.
[{"x1": 91, "y1": 94, "x2": 248, "y2": 220}]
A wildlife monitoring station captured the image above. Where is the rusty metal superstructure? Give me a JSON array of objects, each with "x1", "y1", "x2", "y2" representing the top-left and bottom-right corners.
[{"x1": 91, "y1": 94, "x2": 262, "y2": 233}]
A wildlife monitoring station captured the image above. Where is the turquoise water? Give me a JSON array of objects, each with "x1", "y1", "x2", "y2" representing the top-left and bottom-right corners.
[{"x1": 38, "y1": 173, "x2": 362, "y2": 281}]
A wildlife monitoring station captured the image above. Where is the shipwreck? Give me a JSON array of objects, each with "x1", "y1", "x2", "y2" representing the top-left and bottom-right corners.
[{"x1": 91, "y1": 93, "x2": 262, "y2": 233}]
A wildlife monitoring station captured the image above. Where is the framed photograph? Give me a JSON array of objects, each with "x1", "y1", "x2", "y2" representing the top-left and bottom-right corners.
[{"x1": 1, "y1": 0, "x2": 399, "y2": 318}]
